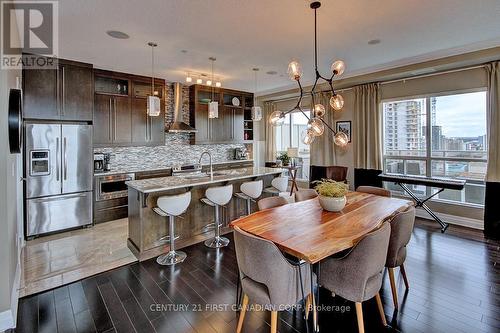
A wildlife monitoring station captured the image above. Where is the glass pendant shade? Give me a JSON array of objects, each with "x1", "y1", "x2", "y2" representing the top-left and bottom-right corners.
[
  {"x1": 196, "y1": 78, "x2": 203, "y2": 84},
  {"x1": 301, "y1": 129, "x2": 316, "y2": 145},
  {"x1": 206, "y1": 80, "x2": 212, "y2": 86},
  {"x1": 287, "y1": 61, "x2": 303, "y2": 81},
  {"x1": 215, "y1": 81, "x2": 221, "y2": 87},
  {"x1": 308, "y1": 117, "x2": 324, "y2": 136},
  {"x1": 330, "y1": 94, "x2": 344, "y2": 110},
  {"x1": 186, "y1": 75, "x2": 192, "y2": 83},
  {"x1": 331, "y1": 60, "x2": 346, "y2": 75},
  {"x1": 269, "y1": 110, "x2": 285, "y2": 127},
  {"x1": 314, "y1": 104, "x2": 326, "y2": 118},
  {"x1": 334, "y1": 131, "x2": 349, "y2": 147}
]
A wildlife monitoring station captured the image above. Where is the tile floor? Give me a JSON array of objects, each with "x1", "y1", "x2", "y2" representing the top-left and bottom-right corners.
[{"x1": 19, "y1": 218, "x2": 136, "y2": 297}]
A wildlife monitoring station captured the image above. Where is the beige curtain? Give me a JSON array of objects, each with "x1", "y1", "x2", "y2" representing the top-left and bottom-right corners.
[
  {"x1": 353, "y1": 83, "x2": 382, "y2": 169},
  {"x1": 264, "y1": 101, "x2": 277, "y2": 162},
  {"x1": 486, "y1": 62, "x2": 500, "y2": 182},
  {"x1": 310, "y1": 91, "x2": 336, "y2": 165}
]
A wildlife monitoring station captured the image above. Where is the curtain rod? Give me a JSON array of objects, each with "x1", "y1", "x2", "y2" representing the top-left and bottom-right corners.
[{"x1": 266, "y1": 63, "x2": 487, "y2": 104}]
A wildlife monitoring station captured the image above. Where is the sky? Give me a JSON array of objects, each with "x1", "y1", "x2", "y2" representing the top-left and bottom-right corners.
[{"x1": 433, "y1": 91, "x2": 487, "y2": 138}]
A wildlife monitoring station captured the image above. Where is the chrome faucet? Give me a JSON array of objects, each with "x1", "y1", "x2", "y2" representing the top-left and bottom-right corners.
[{"x1": 199, "y1": 151, "x2": 213, "y2": 179}]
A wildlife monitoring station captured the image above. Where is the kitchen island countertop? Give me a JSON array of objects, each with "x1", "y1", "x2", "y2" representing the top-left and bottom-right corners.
[{"x1": 126, "y1": 167, "x2": 284, "y2": 193}]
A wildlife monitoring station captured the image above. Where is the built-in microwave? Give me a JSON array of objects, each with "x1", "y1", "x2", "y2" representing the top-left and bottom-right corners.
[{"x1": 94, "y1": 173, "x2": 135, "y2": 201}]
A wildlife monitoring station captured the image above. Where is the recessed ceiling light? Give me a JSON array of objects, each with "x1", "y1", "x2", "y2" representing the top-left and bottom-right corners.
[
  {"x1": 181, "y1": 50, "x2": 188, "y2": 53},
  {"x1": 266, "y1": 70, "x2": 278, "y2": 75},
  {"x1": 368, "y1": 39, "x2": 381, "y2": 45},
  {"x1": 106, "y1": 30, "x2": 129, "y2": 39}
]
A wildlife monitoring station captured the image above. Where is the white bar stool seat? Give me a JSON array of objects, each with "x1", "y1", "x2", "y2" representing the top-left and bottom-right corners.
[
  {"x1": 201, "y1": 184, "x2": 233, "y2": 248},
  {"x1": 234, "y1": 179, "x2": 263, "y2": 215},
  {"x1": 263, "y1": 176, "x2": 289, "y2": 195},
  {"x1": 153, "y1": 191, "x2": 191, "y2": 266}
]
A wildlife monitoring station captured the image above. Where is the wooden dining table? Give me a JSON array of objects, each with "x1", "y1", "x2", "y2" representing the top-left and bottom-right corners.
[
  {"x1": 230, "y1": 191, "x2": 414, "y2": 264},
  {"x1": 230, "y1": 191, "x2": 413, "y2": 332}
]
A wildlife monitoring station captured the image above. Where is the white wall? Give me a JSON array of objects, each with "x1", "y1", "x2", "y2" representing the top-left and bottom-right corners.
[{"x1": 0, "y1": 15, "x2": 23, "y2": 330}]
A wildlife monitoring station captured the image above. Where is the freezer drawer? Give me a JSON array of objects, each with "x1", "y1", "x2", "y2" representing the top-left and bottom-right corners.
[{"x1": 26, "y1": 192, "x2": 92, "y2": 237}]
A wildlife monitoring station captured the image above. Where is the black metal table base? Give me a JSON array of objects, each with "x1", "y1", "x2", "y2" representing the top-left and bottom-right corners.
[{"x1": 397, "y1": 182, "x2": 449, "y2": 233}]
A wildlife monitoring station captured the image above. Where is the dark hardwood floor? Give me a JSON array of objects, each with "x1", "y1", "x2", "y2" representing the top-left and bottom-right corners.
[{"x1": 15, "y1": 218, "x2": 500, "y2": 333}]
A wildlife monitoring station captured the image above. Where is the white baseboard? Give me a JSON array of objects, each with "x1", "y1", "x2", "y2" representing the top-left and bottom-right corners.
[
  {"x1": 0, "y1": 260, "x2": 21, "y2": 331},
  {"x1": 415, "y1": 207, "x2": 484, "y2": 230}
]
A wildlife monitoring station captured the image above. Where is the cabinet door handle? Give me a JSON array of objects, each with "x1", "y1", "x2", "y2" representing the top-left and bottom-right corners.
[
  {"x1": 108, "y1": 98, "x2": 112, "y2": 141},
  {"x1": 61, "y1": 66, "x2": 65, "y2": 116},
  {"x1": 114, "y1": 98, "x2": 117, "y2": 140}
]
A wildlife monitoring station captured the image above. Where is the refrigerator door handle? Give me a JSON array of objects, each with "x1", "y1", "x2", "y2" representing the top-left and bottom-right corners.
[
  {"x1": 63, "y1": 137, "x2": 67, "y2": 180},
  {"x1": 56, "y1": 137, "x2": 60, "y2": 181}
]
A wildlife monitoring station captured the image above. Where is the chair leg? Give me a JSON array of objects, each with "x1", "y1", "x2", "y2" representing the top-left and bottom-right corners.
[
  {"x1": 312, "y1": 291, "x2": 318, "y2": 332},
  {"x1": 355, "y1": 302, "x2": 365, "y2": 333},
  {"x1": 375, "y1": 293, "x2": 387, "y2": 327},
  {"x1": 305, "y1": 293, "x2": 312, "y2": 319},
  {"x1": 388, "y1": 267, "x2": 398, "y2": 309},
  {"x1": 270, "y1": 311, "x2": 278, "y2": 333},
  {"x1": 236, "y1": 294, "x2": 249, "y2": 333},
  {"x1": 400, "y1": 264, "x2": 410, "y2": 290}
]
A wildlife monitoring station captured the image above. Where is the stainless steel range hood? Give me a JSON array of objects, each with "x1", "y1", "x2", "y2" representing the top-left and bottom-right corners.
[{"x1": 166, "y1": 82, "x2": 197, "y2": 133}]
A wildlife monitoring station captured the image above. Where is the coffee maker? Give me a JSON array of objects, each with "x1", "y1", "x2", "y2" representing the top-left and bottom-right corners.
[
  {"x1": 94, "y1": 153, "x2": 111, "y2": 172},
  {"x1": 234, "y1": 148, "x2": 248, "y2": 160}
]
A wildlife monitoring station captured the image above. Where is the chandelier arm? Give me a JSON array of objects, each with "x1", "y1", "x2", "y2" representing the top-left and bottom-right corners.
[{"x1": 319, "y1": 116, "x2": 337, "y2": 135}]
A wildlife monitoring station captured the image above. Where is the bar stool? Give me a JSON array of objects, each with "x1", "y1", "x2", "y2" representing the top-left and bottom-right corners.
[
  {"x1": 201, "y1": 184, "x2": 233, "y2": 248},
  {"x1": 263, "y1": 176, "x2": 289, "y2": 196},
  {"x1": 234, "y1": 179, "x2": 263, "y2": 215},
  {"x1": 153, "y1": 191, "x2": 192, "y2": 266}
]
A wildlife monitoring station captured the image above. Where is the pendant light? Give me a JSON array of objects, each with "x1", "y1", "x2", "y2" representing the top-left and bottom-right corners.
[
  {"x1": 147, "y1": 42, "x2": 161, "y2": 117},
  {"x1": 208, "y1": 57, "x2": 219, "y2": 119},
  {"x1": 269, "y1": 1, "x2": 348, "y2": 147},
  {"x1": 251, "y1": 68, "x2": 262, "y2": 121}
]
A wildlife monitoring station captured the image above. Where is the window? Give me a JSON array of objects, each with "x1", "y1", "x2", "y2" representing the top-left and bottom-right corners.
[
  {"x1": 382, "y1": 91, "x2": 487, "y2": 205},
  {"x1": 275, "y1": 110, "x2": 311, "y2": 180}
]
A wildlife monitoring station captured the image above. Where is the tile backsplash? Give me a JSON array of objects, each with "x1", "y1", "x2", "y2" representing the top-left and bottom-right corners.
[{"x1": 94, "y1": 134, "x2": 251, "y2": 171}]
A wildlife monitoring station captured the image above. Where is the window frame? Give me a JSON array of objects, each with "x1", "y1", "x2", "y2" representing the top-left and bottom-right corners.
[{"x1": 381, "y1": 88, "x2": 488, "y2": 207}]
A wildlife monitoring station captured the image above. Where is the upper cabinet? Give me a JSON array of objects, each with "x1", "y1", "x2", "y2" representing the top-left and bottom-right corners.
[
  {"x1": 93, "y1": 69, "x2": 165, "y2": 147},
  {"x1": 23, "y1": 56, "x2": 93, "y2": 121},
  {"x1": 189, "y1": 85, "x2": 253, "y2": 144}
]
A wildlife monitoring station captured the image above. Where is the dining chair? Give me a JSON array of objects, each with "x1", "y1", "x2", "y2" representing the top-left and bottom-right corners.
[
  {"x1": 294, "y1": 189, "x2": 318, "y2": 202},
  {"x1": 356, "y1": 185, "x2": 391, "y2": 197},
  {"x1": 258, "y1": 196, "x2": 288, "y2": 211},
  {"x1": 233, "y1": 226, "x2": 315, "y2": 333},
  {"x1": 354, "y1": 168, "x2": 383, "y2": 189},
  {"x1": 319, "y1": 222, "x2": 391, "y2": 333},
  {"x1": 386, "y1": 206, "x2": 416, "y2": 309},
  {"x1": 309, "y1": 165, "x2": 348, "y2": 188}
]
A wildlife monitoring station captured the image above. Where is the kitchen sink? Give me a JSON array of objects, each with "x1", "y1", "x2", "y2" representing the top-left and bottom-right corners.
[{"x1": 181, "y1": 172, "x2": 227, "y2": 180}]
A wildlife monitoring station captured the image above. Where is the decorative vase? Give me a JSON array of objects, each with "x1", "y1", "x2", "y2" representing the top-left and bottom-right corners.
[{"x1": 318, "y1": 195, "x2": 346, "y2": 212}]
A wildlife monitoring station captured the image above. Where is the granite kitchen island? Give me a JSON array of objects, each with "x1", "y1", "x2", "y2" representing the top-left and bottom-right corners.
[{"x1": 126, "y1": 167, "x2": 284, "y2": 261}]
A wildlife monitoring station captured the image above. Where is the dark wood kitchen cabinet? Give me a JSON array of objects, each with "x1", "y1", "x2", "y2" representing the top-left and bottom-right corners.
[
  {"x1": 131, "y1": 97, "x2": 165, "y2": 145},
  {"x1": 189, "y1": 85, "x2": 251, "y2": 144},
  {"x1": 93, "y1": 94, "x2": 131, "y2": 145},
  {"x1": 23, "y1": 55, "x2": 93, "y2": 121},
  {"x1": 93, "y1": 70, "x2": 165, "y2": 147}
]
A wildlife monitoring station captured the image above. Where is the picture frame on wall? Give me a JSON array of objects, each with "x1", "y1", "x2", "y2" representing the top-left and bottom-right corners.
[{"x1": 336, "y1": 121, "x2": 352, "y2": 143}]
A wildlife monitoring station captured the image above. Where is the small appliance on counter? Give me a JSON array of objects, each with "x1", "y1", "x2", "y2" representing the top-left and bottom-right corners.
[
  {"x1": 234, "y1": 147, "x2": 248, "y2": 160},
  {"x1": 94, "y1": 153, "x2": 111, "y2": 173}
]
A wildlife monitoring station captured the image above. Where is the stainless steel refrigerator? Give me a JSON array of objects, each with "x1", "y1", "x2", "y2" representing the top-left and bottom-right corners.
[{"x1": 24, "y1": 123, "x2": 93, "y2": 237}]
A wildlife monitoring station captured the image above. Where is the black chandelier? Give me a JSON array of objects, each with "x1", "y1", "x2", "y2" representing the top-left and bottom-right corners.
[{"x1": 269, "y1": 1, "x2": 348, "y2": 147}]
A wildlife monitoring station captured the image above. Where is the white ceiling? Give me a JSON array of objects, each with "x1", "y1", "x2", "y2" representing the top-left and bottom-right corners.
[{"x1": 57, "y1": 0, "x2": 500, "y2": 94}]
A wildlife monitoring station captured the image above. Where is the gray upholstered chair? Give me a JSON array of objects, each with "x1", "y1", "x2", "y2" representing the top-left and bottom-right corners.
[
  {"x1": 294, "y1": 189, "x2": 318, "y2": 202},
  {"x1": 257, "y1": 196, "x2": 288, "y2": 211},
  {"x1": 356, "y1": 185, "x2": 391, "y2": 197},
  {"x1": 386, "y1": 206, "x2": 416, "y2": 309},
  {"x1": 233, "y1": 226, "x2": 315, "y2": 333},
  {"x1": 319, "y1": 223, "x2": 391, "y2": 333}
]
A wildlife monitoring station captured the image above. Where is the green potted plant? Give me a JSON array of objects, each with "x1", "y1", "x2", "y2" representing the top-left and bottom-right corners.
[
  {"x1": 276, "y1": 152, "x2": 290, "y2": 166},
  {"x1": 314, "y1": 179, "x2": 349, "y2": 212}
]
